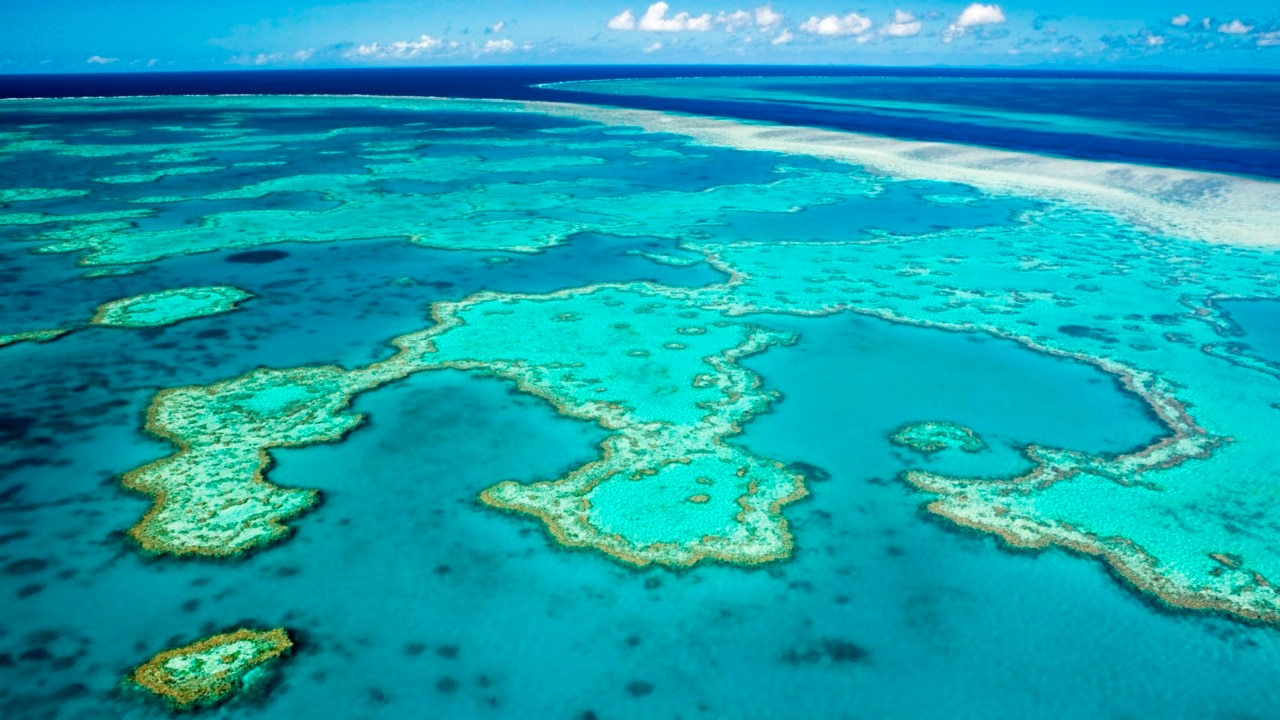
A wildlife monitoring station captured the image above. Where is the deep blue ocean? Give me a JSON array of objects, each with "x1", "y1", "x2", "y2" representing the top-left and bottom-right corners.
[{"x1": 3, "y1": 66, "x2": 1279, "y2": 178}]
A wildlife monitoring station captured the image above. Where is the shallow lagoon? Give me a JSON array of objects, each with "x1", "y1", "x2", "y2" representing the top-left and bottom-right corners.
[{"x1": 2, "y1": 94, "x2": 1280, "y2": 718}]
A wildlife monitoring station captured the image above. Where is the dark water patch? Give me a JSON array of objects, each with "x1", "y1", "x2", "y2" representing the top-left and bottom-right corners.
[
  {"x1": 1058, "y1": 325, "x2": 1118, "y2": 343},
  {"x1": 52, "y1": 683, "x2": 88, "y2": 700},
  {"x1": 823, "y1": 639, "x2": 870, "y2": 664},
  {"x1": 19, "y1": 647, "x2": 53, "y2": 662},
  {"x1": 0, "y1": 416, "x2": 36, "y2": 441},
  {"x1": 625, "y1": 680, "x2": 654, "y2": 697},
  {"x1": 435, "y1": 677, "x2": 459, "y2": 694},
  {"x1": 780, "y1": 639, "x2": 870, "y2": 666},
  {"x1": 436, "y1": 645, "x2": 459, "y2": 660},
  {"x1": 15, "y1": 584, "x2": 44, "y2": 598},
  {"x1": 0, "y1": 531, "x2": 31, "y2": 545},
  {"x1": 786, "y1": 461, "x2": 831, "y2": 483},
  {"x1": 226, "y1": 249, "x2": 290, "y2": 264},
  {"x1": 3, "y1": 558, "x2": 49, "y2": 575}
]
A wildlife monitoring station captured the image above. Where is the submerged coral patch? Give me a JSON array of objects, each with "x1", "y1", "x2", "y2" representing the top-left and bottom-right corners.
[
  {"x1": 1, "y1": 287, "x2": 252, "y2": 349},
  {"x1": 0, "y1": 328, "x2": 72, "y2": 348},
  {"x1": 890, "y1": 421, "x2": 986, "y2": 453},
  {"x1": 91, "y1": 286, "x2": 252, "y2": 328}
]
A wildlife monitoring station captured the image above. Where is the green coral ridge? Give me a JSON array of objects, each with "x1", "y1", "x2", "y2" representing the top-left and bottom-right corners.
[
  {"x1": 891, "y1": 421, "x2": 986, "y2": 453},
  {"x1": 0, "y1": 328, "x2": 71, "y2": 348},
  {"x1": 0, "y1": 187, "x2": 91, "y2": 202},
  {"x1": 90, "y1": 286, "x2": 252, "y2": 328},
  {"x1": 127, "y1": 628, "x2": 293, "y2": 710}
]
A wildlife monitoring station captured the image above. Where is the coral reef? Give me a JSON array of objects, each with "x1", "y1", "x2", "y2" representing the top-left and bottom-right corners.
[
  {"x1": 890, "y1": 421, "x2": 986, "y2": 453},
  {"x1": 127, "y1": 628, "x2": 293, "y2": 710}
]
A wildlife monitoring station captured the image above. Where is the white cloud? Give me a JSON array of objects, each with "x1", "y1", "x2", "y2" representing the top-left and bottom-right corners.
[
  {"x1": 482, "y1": 38, "x2": 517, "y2": 53},
  {"x1": 147, "y1": 58, "x2": 158, "y2": 67},
  {"x1": 613, "y1": 3, "x2": 779, "y2": 33},
  {"x1": 87, "y1": 55, "x2": 117, "y2": 64},
  {"x1": 1146, "y1": 35, "x2": 1165, "y2": 46},
  {"x1": 1170, "y1": 14, "x2": 1190, "y2": 27},
  {"x1": 348, "y1": 34, "x2": 444, "y2": 59},
  {"x1": 639, "y1": 2, "x2": 712, "y2": 31},
  {"x1": 881, "y1": 10, "x2": 922, "y2": 37},
  {"x1": 771, "y1": 28, "x2": 793, "y2": 44},
  {"x1": 1218, "y1": 19, "x2": 1253, "y2": 34},
  {"x1": 608, "y1": 9, "x2": 637, "y2": 29},
  {"x1": 294, "y1": 49, "x2": 315, "y2": 61},
  {"x1": 490, "y1": 21, "x2": 506, "y2": 33},
  {"x1": 755, "y1": 6, "x2": 783, "y2": 28},
  {"x1": 799, "y1": 13, "x2": 872, "y2": 36},
  {"x1": 717, "y1": 9, "x2": 752, "y2": 30},
  {"x1": 954, "y1": 3, "x2": 1006, "y2": 27},
  {"x1": 1201, "y1": 17, "x2": 1211, "y2": 30},
  {"x1": 1259, "y1": 30, "x2": 1280, "y2": 46},
  {"x1": 644, "y1": 40, "x2": 664, "y2": 52},
  {"x1": 944, "y1": 3, "x2": 1006, "y2": 42}
]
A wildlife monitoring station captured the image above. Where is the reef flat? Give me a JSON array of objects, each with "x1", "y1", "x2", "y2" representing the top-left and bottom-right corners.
[
  {"x1": 127, "y1": 628, "x2": 293, "y2": 710},
  {"x1": 0, "y1": 327, "x2": 70, "y2": 348},
  {"x1": 125, "y1": 366, "x2": 359, "y2": 556},
  {"x1": 891, "y1": 421, "x2": 986, "y2": 453},
  {"x1": 91, "y1": 286, "x2": 252, "y2": 327},
  {"x1": 0, "y1": 285, "x2": 250, "y2": 348}
]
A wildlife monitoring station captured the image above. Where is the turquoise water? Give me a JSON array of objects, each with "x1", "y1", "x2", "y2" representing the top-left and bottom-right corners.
[
  {"x1": 2, "y1": 94, "x2": 1280, "y2": 718},
  {"x1": 1218, "y1": 299, "x2": 1280, "y2": 367}
]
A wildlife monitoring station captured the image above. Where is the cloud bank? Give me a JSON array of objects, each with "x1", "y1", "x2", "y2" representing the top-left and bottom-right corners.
[
  {"x1": 944, "y1": 3, "x2": 1007, "y2": 42},
  {"x1": 799, "y1": 13, "x2": 872, "y2": 37},
  {"x1": 609, "y1": 3, "x2": 784, "y2": 33},
  {"x1": 881, "y1": 10, "x2": 922, "y2": 38}
]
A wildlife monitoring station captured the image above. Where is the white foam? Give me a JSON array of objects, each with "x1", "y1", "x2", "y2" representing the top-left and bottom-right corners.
[{"x1": 522, "y1": 100, "x2": 1280, "y2": 249}]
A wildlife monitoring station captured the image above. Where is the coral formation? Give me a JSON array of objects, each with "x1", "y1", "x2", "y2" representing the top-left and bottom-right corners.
[
  {"x1": 890, "y1": 421, "x2": 986, "y2": 453},
  {"x1": 128, "y1": 628, "x2": 293, "y2": 710},
  {"x1": 90, "y1": 286, "x2": 252, "y2": 328}
]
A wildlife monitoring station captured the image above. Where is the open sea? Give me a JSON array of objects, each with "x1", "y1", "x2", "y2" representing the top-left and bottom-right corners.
[{"x1": 1, "y1": 67, "x2": 1279, "y2": 719}]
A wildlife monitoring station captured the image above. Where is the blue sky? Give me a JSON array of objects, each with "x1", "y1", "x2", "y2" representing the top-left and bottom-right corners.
[{"x1": 3, "y1": 0, "x2": 1278, "y2": 73}]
